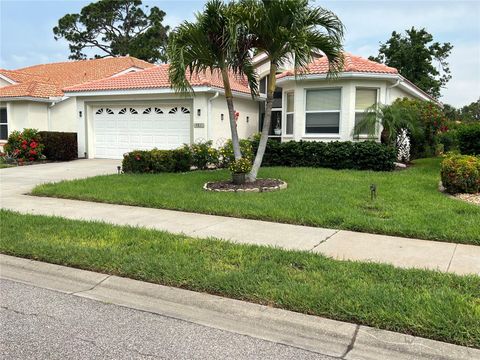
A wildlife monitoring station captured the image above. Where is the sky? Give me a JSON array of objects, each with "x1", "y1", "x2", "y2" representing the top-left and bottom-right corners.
[{"x1": 0, "y1": 0, "x2": 479, "y2": 107}]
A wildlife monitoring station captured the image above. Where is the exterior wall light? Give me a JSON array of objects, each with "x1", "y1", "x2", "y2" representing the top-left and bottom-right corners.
[
  {"x1": 197, "y1": 109, "x2": 201, "y2": 116},
  {"x1": 79, "y1": 111, "x2": 82, "y2": 118},
  {"x1": 246, "y1": 116, "x2": 249, "y2": 123},
  {"x1": 221, "y1": 114, "x2": 224, "y2": 121}
]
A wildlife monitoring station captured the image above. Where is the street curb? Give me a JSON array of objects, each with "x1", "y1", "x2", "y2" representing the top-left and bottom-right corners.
[{"x1": 1, "y1": 254, "x2": 478, "y2": 360}]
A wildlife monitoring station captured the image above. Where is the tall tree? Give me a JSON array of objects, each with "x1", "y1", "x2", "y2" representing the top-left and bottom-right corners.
[
  {"x1": 53, "y1": 0, "x2": 169, "y2": 62},
  {"x1": 240, "y1": 0, "x2": 344, "y2": 181},
  {"x1": 167, "y1": 0, "x2": 257, "y2": 160},
  {"x1": 369, "y1": 27, "x2": 453, "y2": 99}
]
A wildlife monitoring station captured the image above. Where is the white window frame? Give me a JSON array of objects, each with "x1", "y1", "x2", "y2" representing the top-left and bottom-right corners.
[
  {"x1": 303, "y1": 87, "x2": 342, "y2": 137},
  {"x1": 354, "y1": 87, "x2": 380, "y2": 139},
  {"x1": 284, "y1": 91, "x2": 294, "y2": 136},
  {"x1": 0, "y1": 107, "x2": 8, "y2": 141}
]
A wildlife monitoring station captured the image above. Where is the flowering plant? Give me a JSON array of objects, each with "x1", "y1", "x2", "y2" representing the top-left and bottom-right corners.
[
  {"x1": 228, "y1": 157, "x2": 252, "y2": 174},
  {"x1": 4, "y1": 128, "x2": 45, "y2": 162},
  {"x1": 183, "y1": 140, "x2": 219, "y2": 169}
]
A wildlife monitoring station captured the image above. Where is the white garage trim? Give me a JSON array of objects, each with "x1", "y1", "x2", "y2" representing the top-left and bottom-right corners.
[{"x1": 92, "y1": 103, "x2": 192, "y2": 159}]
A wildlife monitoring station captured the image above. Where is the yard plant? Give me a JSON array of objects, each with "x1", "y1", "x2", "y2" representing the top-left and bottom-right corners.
[
  {"x1": 33, "y1": 158, "x2": 480, "y2": 244},
  {"x1": 441, "y1": 154, "x2": 480, "y2": 194},
  {"x1": 1, "y1": 210, "x2": 479, "y2": 348}
]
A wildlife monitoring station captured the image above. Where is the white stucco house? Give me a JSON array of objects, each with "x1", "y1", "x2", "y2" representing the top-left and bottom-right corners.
[{"x1": 0, "y1": 53, "x2": 434, "y2": 159}]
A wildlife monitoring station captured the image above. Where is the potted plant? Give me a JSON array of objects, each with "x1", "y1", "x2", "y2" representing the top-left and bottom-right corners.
[
  {"x1": 274, "y1": 117, "x2": 282, "y2": 135},
  {"x1": 229, "y1": 157, "x2": 252, "y2": 185}
]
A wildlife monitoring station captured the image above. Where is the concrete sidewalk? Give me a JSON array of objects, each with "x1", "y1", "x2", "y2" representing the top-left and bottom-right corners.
[
  {"x1": 1, "y1": 160, "x2": 479, "y2": 275},
  {"x1": 1, "y1": 254, "x2": 478, "y2": 360}
]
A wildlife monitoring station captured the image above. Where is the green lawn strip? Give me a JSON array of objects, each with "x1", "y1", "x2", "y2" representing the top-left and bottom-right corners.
[
  {"x1": 1, "y1": 209, "x2": 479, "y2": 347},
  {"x1": 32, "y1": 158, "x2": 480, "y2": 245}
]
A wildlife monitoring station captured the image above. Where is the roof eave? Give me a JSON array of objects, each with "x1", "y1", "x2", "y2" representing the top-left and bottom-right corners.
[
  {"x1": 64, "y1": 86, "x2": 257, "y2": 100},
  {"x1": 0, "y1": 96, "x2": 62, "y2": 103}
]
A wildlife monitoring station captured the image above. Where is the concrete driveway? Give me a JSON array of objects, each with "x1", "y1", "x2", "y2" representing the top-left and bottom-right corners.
[{"x1": 0, "y1": 159, "x2": 120, "y2": 196}]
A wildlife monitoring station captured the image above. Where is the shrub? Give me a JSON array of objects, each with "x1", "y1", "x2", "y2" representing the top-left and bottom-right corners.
[
  {"x1": 4, "y1": 128, "x2": 45, "y2": 162},
  {"x1": 38, "y1": 131, "x2": 78, "y2": 161},
  {"x1": 457, "y1": 123, "x2": 480, "y2": 155},
  {"x1": 219, "y1": 139, "x2": 254, "y2": 167},
  {"x1": 252, "y1": 139, "x2": 396, "y2": 171},
  {"x1": 441, "y1": 154, "x2": 480, "y2": 194},
  {"x1": 122, "y1": 148, "x2": 191, "y2": 174},
  {"x1": 229, "y1": 157, "x2": 252, "y2": 174},
  {"x1": 184, "y1": 141, "x2": 219, "y2": 170},
  {"x1": 436, "y1": 130, "x2": 459, "y2": 153}
]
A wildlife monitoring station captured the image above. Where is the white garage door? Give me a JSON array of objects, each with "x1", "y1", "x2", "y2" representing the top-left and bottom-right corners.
[{"x1": 93, "y1": 105, "x2": 191, "y2": 159}]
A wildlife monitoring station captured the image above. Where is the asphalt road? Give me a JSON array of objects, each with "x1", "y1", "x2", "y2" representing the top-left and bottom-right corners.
[{"x1": 0, "y1": 279, "x2": 336, "y2": 360}]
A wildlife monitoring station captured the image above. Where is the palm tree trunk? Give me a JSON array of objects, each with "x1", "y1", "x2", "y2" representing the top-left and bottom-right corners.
[
  {"x1": 221, "y1": 68, "x2": 242, "y2": 160},
  {"x1": 248, "y1": 63, "x2": 277, "y2": 182}
]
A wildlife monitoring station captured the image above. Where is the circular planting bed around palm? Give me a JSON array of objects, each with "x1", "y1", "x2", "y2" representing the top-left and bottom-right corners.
[{"x1": 204, "y1": 178, "x2": 287, "y2": 193}]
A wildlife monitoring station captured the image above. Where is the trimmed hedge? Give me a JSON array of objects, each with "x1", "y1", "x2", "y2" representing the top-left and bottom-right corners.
[
  {"x1": 252, "y1": 139, "x2": 396, "y2": 171},
  {"x1": 441, "y1": 154, "x2": 480, "y2": 194},
  {"x1": 39, "y1": 131, "x2": 78, "y2": 161},
  {"x1": 458, "y1": 123, "x2": 480, "y2": 155},
  {"x1": 122, "y1": 148, "x2": 191, "y2": 173}
]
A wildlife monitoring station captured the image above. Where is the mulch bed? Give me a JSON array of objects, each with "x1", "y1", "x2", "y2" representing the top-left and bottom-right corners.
[{"x1": 204, "y1": 178, "x2": 287, "y2": 192}]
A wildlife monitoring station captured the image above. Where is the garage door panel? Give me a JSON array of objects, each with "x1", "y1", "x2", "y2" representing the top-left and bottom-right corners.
[{"x1": 94, "y1": 105, "x2": 191, "y2": 159}]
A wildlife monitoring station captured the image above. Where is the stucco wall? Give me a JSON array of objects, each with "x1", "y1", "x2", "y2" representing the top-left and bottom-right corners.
[
  {"x1": 0, "y1": 78, "x2": 13, "y2": 88},
  {"x1": 210, "y1": 95, "x2": 259, "y2": 147},
  {"x1": 49, "y1": 98, "x2": 78, "y2": 132},
  {"x1": 389, "y1": 86, "x2": 414, "y2": 103},
  {"x1": 6, "y1": 101, "x2": 48, "y2": 132}
]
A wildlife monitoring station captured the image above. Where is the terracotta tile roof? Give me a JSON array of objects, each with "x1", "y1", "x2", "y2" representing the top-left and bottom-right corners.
[
  {"x1": 0, "y1": 81, "x2": 62, "y2": 98},
  {"x1": 64, "y1": 64, "x2": 252, "y2": 94},
  {"x1": 0, "y1": 56, "x2": 154, "y2": 99},
  {"x1": 276, "y1": 53, "x2": 398, "y2": 79}
]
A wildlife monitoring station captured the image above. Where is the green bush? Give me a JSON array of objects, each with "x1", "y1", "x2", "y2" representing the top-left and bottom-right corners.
[
  {"x1": 441, "y1": 154, "x2": 480, "y2": 194},
  {"x1": 122, "y1": 148, "x2": 191, "y2": 174},
  {"x1": 4, "y1": 128, "x2": 45, "y2": 162},
  {"x1": 38, "y1": 131, "x2": 78, "y2": 161},
  {"x1": 183, "y1": 141, "x2": 219, "y2": 170},
  {"x1": 229, "y1": 157, "x2": 252, "y2": 174},
  {"x1": 219, "y1": 139, "x2": 254, "y2": 167},
  {"x1": 457, "y1": 122, "x2": 480, "y2": 155},
  {"x1": 436, "y1": 130, "x2": 459, "y2": 153},
  {"x1": 252, "y1": 139, "x2": 396, "y2": 171}
]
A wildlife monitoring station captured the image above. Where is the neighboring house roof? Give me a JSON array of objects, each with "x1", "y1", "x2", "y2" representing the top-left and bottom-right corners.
[
  {"x1": 64, "y1": 64, "x2": 252, "y2": 95},
  {"x1": 0, "y1": 56, "x2": 155, "y2": 100},
  {"x1": 276, "y1": 53, "x2": 398, "y2": 79}
]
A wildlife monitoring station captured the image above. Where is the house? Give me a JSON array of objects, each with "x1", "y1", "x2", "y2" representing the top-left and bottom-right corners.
[{"x1": 0, "y1": 53, "x2": 434, "y2": 160}]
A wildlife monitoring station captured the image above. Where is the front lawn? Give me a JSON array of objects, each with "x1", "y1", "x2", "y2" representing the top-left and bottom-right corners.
[
  {"x1": 1, "y1": 210, "x2": 479, "y2": 347},
  {"x1": 32, "y1": 158, "x2": 480, "y2": 244}
]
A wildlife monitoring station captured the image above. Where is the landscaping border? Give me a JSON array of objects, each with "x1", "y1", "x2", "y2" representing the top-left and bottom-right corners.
[{"x1": 203, "y1": 179, "x2": 287, "y2": 193}]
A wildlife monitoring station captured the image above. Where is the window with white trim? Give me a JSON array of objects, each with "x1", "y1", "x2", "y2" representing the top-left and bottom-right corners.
[
  {"x1": 285, "y1": 92, "x2": 294, "y2": 135},
  {"x1": 0, "y1": 108, "x2": 7, "y2": 140},
  {"x1": 354, "y1": 88, "x2": 378, "y2": 135},
  {"x1": 305, "y1": 89, "x2": 341, "y2": 134}
]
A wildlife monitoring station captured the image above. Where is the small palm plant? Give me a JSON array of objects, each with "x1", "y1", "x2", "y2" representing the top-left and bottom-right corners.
[{"x1": 353, "y1": 102, "x2": 420, "y2": 148}]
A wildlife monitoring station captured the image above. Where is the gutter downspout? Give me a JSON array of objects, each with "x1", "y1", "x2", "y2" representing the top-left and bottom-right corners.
[
  {"x1": 207, "y1": 91, "x2": 219, "y2": 141},
  {"x1": 47, "y1": 101, "x2": 57, "y2": 131},
  {"x1": 386, "y1": 78, "x2": 401, "y2": 104}
]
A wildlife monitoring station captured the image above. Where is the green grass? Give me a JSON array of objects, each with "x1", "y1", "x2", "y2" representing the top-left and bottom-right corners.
[
  {"x1": 32, "y1": 158, "x2": 480, "y2": 244},
  {"x1": 1, "y1": 210, "x2": 479, "y2": 347},
  {"x1": 0, "y1": 163, "x2": 14, "y2": 169}
]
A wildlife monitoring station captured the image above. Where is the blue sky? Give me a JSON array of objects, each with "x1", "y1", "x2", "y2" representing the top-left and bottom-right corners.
[{"x1": 0, "y1": 0, "x2": 479, "y2": 106}]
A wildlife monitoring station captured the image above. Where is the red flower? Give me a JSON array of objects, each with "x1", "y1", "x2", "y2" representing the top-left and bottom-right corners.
[
  {"x1": 21, "y1": 140, "x2": 27, "y2": 145},
  {"x1": 135, "y1": 155, "x2": 141, "y2": 161},
  {"x1": 30, "y1": 141, "x2": 37, "y2": 149},
  {"x1": 29, "y1": 150, "x2": 37, "y2": 155},
  {"x1": 29, "y1": 157, "x2": 34, "y2": 161},
  {"x1": 21, "y1": 144, "x2": 27, "y2": 149}
]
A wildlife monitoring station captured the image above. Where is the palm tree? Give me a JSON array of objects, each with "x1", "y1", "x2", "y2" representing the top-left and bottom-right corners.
[
  {"x1": 167, "y1": 0, "x2": 257, "y2": 160},
  {"x1": 353, "y1": 102, "x2": 419, "y2": 147},
  {"x1": 240, "y1": 0, "x2": 345, "y2": 181}
]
